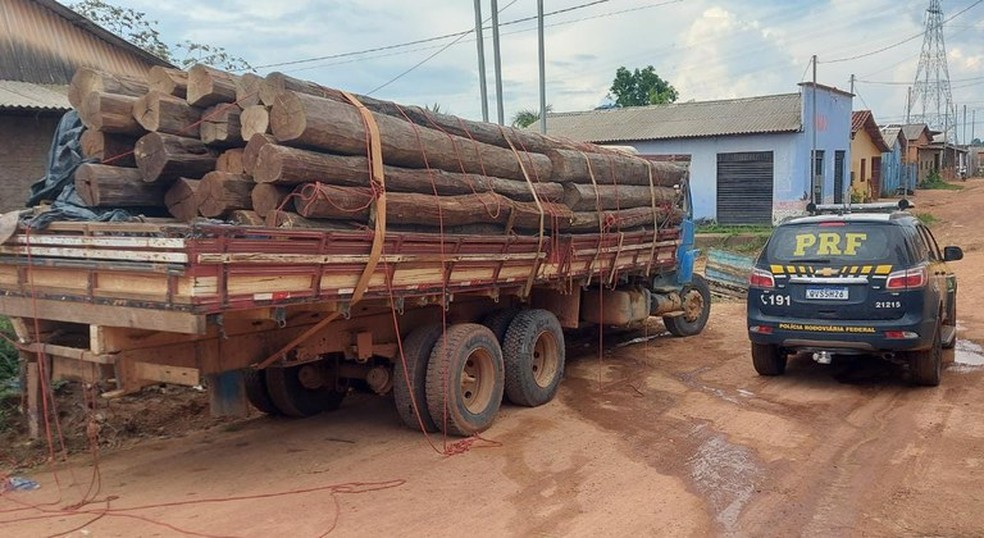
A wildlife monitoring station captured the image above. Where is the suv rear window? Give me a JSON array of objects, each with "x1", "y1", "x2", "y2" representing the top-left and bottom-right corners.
[{"x1": 765, "y1": 222, "x2": 906, "y2": 264}]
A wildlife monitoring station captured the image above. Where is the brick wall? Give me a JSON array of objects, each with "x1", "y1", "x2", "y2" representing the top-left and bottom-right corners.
[{"x1": 0, "y1": 112, "x2": 60, "y2": 212}]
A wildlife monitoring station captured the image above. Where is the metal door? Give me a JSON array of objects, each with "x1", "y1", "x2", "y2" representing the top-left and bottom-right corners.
[
  {"x1": 716, "y1": 151, "x2": 773, "y2": 225},
  {"x1": 834, "y1": 151, "x2": 845, "y2": 204}
]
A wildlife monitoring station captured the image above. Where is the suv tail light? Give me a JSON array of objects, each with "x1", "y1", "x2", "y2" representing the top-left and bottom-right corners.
[
  {"x1": 749, "y1": 268, "x2": 775, "y2": 289},
  {"x1": 886, "y1": 265, "x2": 928, "y2": 290}
]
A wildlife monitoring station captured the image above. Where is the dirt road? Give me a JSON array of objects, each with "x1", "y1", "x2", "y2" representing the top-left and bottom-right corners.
[{"x1": 3, "y1": 182, "x2": 984, "y2": 537}]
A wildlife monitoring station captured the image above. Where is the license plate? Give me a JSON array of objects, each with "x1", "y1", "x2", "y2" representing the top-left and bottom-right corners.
[{"x1": 805, "y1": 287, "x2": 849, "y2": 300}]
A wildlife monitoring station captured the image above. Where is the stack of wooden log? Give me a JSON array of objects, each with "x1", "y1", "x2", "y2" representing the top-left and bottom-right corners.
[{"x1": 67, "y1": 65, "x2": 687, "y2": 234}]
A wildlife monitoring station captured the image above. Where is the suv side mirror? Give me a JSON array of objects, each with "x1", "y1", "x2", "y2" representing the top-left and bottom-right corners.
[{"x1": 943, "y1": 246, "x2": 963, "y2": 262}]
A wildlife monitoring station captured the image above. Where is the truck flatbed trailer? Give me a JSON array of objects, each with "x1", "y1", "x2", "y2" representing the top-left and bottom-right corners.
[{"x1": 2, "y1": 206, "x2": 707, "y2": 436}]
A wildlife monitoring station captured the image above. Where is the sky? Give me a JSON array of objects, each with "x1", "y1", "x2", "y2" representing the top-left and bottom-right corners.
[{"x1": 92, "y1": 0, "x2": 984, "y2": 138}]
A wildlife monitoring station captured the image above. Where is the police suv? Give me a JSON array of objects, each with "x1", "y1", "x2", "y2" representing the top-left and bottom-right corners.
[{"x1": 746, "y1": 202, "x2": 962, "y2": 386}]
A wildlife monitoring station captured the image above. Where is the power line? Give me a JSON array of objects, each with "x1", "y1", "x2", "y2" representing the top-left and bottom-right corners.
[
  {"x1": 251, "y1": 0, "x2": 614, "y2": 72},
  {"x1": 285, "y1": 0, "x2": 684, "y2": 74},
  {"x1": 365, "y1": 0, "x2": 521, "y2": 96},
  {"x1": 822, "y1": 0, "x2": 983, "y2": 64}
]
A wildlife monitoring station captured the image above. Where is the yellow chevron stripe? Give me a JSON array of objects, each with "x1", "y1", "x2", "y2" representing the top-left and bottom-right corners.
[
  {"x1": 875, "y1": 264, "x2": 892, "y2": 275},
  {"x1": 787, "y1": 265, "x2": 796, "y2": 274},
  {"x1": 771, "y1": 264, "x2": 785, "y2": 274},
  {"x1": 798, "y1": 266, "x2": 806, "y2": 273},
  {"x1": 862, "y1": 265, "x2": 873, "y2": 275},
  {"x1": 851, "y1": 266, "x2": 861, "y2": 274}
]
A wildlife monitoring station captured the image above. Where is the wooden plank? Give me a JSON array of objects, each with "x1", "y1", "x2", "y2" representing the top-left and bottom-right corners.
[
  {"x1": 12, "y1": 235, "x2": 186, "y2": 249},
  {"x1": 51, "y1": 356, "x2": 106, "y2": 383},
  {"x1": 0, "y1": 295, "x2": 206, "y2": 334},
  {"x1": 133, "y1": 361, "x2": 200, "y2": 386},
  {"x1": 0, "y1": 245, "x2": 188, "y2": 263},
  {"x1": 23, "y1": 343, "x2": 115, "y2": 364},
  {"x1": 25, "y1": 362, "x2": 41, "y2": 439}
]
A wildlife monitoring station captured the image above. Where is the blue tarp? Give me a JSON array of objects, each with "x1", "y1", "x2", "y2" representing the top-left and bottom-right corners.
[{"x1": 23, "y1": 111, "x2": 136, "y2": 229}]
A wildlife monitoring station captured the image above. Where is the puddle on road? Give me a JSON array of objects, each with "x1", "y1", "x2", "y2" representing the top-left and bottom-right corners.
[
  {"x1": 687, "y1": 427, "x2": 761, "y2": 534},
  {"x1": 954, "y1": 339, "x2": 984, "y2": 367}
]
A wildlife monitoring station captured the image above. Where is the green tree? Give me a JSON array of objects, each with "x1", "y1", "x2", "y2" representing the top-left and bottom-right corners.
[
  {"x1": 72, "y1": 0, "x2": 251, "y2": 71},
  {"x1": 511, "y1": 105, "x2": 552, "y2": 128},
  {"x1": 608, "y1": 66, "x2": 678, "y2": 107}
]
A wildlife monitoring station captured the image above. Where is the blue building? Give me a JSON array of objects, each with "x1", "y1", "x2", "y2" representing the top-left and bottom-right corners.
[
  {"x1": 879, "y1": 126, "x2": 910, "y2": 196},
  {"x1": 543, "y1": 83, "x2": 853, "y2": 225}
]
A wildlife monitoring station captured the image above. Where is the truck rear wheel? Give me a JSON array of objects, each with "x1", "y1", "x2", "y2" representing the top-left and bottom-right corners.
[
  {"x1": 483, "y1": 308, "x2": 519, "y2": 343},
  {"x1": 910, "y1": 326, "x2": 943, "y2": 387},
  {"x1": 425, "y1": 324, "x2": 504, "y2": 436},
  {"x1": 265, "y1": 362, "x2": 347, "y2": 418},
  {"x1": 663, "y1": 274, "x2": 711, "y2": 337},
  {"x1": 502, "y1": 309, "x2": 565, "y2": 407},
  {"x1": 393, "y1": 323, "x2": 443, "y2": 432},
  {"x1": 243, "y1": 369, "x2": 280, "y2": 415},
  {"x1": 751, "y1": 343, "x2": 787, "y2": 376}
]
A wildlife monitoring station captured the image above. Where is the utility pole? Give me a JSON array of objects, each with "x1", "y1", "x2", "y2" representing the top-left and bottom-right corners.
[
  {"x1": 906, "y1": 86, "x2": 912, "y2": 124},
  {"x1": 850, "y1": 74, "x2": 855, "y2": 98},
  {"x1": 473, "y1": 0, "x2": 489, "y2": 122},
  {"x1": 490, "y1": 0, "x2": 505, "y2": 125},
  {"x1": 537, "y1": 0, "x2": 547, "y2": 134},
  {"x1": 812, "y1": 55, "x2": 818, "y2": 204},
  {"x1": 963, "y1": 104, "x2": 967, "y2": 145}
]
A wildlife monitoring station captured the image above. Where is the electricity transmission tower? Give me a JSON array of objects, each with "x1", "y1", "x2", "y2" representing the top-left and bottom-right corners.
[{"x1": 908, "y1": 0, "x2": 957, "y2": 143}]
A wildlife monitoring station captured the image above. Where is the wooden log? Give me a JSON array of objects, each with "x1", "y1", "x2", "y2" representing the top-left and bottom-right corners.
[
  {"x1": 216, "y1": 149, "x2": 245, "y2": 174},
  {"x1": 229, "y1": 210, "x2": 265, "y2": 226},
  {"x1": 164, "y1": 178, "x2": 201, "y2": 221},
  {"x1": 135, "y1": 132, "x2": 219, "y2": 184},
  {"x1": 242, "y1": 133, "x2": 276, "y2": 176},
  {"x1": 295, "y1": 183, "x2": 510, "y2": 227},
  {"x1": 260, "y1": 72, "x2": 555, "y2": 154},
  {"x1": 270, "y1": 91, "x2": 552, "y2": 182},
  {"x1": 251, "y1": 183, "x2": 291, "y2": 217},
  {"x1": 240, "y1": 105, "x2": 269, "y2": 139},
  {"x1": 187, "y1": 65, "x2": 241, "y2": 107},
  {"x1": 148, "y1": 67, "x2": 189, "y2": 98},
  {"x1": 197, "y1": 171, "x2": 253, "y2": 218},
  {"x1": 235, "y1": 73, "x2": 264, "y2": 108},
  {"x1": 548, "y1": 149, "x2": 686, "y2": 187},
  {"x1": 79, "y1": 92, "x2": 144, "y2": 135},
  {"x1": 567, "y1": 206, "x2": 684, "y2": 233},
  {"x1": 253, "y1": 143, "x2": 563, "y2": 202},
  {"x1": 508, "y1": 201, "x2": 575, "y2": 232},
  {"x1": 132, "y1": 91, "x2": 202, "y2": 137},
  {"x1": 265, "y1": 210, "x2": 361, "y2": 230},
  {"x1": 74, "y1": 163, "x2": 167, "y2": 207},
  {"x1": 200, "y1": 104, "x2": 244, "y2": 147},
  {"x1": 68, "y1": 67, "x2": 149, "y2": 109},
  {"x1": 80, "y1": 130, "x2": 137, "y2": 167},
  {"x1": 563, "y1": 183, "x2": 677, "y2": 211}
]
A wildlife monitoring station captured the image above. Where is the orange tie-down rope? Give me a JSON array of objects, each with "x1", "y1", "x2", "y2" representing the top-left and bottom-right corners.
[
  {"x1": 497, "y1": 126, "x2": 546, "y2": 298},
  {"x1": 252, "y1": 91, "x2": 386, "y2": 370}
]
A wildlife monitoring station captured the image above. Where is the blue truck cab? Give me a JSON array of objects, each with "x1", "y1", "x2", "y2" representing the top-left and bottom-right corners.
[{"x1": 746, "y1": 205, "x2": 962, "y2": 386}]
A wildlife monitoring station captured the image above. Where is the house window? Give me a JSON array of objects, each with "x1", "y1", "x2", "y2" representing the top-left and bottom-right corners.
[
  {"x1": 814, "y1": 150, "x2": 825, "y2": 177},
  {"x1": 861, "y1": 158, "x2": 867, "y2": 181}
]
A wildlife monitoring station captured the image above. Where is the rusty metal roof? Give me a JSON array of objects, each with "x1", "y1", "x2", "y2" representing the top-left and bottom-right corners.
[
  {"x1": 0, "y1": 80, "x2": 70, "y2": 112},
  {"x1": 542, "y1": 93, "x2": 802, "y2": 143}
]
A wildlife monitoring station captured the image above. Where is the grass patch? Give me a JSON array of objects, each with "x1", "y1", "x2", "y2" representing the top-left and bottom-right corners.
[
  {"x1": 919, "y1": 171, "x2": 964, "y2": 191},
  {"x1": 915, "y1": 212, "x2": 939, "y2": 226},
  {"x1": 0, "y1": 317, "x2": 19, "y2": 434}
]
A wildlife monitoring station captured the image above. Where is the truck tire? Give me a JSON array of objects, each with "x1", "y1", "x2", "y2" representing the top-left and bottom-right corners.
[
  {"x1": 502, "y1": 309, "x2": 565, "y2": 407},
  {"x1": 910, "y1": 325, "x2": 943, "y2": 387},
  {"x1": 663, "y1": 274, "x2": 711, "y2": 337},
  {"x1": 751, "y1": 343, "x2": 787, "y2": 376},
  {"x1": 425, "y1": 324, "x2": 504, "y2": 436},
  {"x1": 393, "y1": 323, "x2": 443, "y2": 432},
  {"x1": 265, "y1": 362, "x2": 347, "y2": 418},
  {"x1": 482, "y1": 308, "x2": 519, "y2": 344},
  {"x1": 243, "y1": 368, "x2": 280, "y2": 415}
]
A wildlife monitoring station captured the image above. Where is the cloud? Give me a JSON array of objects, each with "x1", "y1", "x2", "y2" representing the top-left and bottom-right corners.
[{"x1": 101, "y1": 0, "x2": 984, "y2": 124}]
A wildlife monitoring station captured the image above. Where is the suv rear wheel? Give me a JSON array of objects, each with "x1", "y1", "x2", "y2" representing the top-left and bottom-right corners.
[
  {"x1": 751, "y1": 343, "x2": 787, "y2": 376},
  {"x1": 910, "y1": 326, "x2": 943, "y2": 387}
]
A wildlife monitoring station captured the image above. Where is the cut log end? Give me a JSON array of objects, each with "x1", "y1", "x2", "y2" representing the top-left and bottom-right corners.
[
  {"x1": 269, "y1": 91, "x2": 306, "y2": 142},
  {"x1": 164, "y1": 178, "x2": 201, "y2": 221}
]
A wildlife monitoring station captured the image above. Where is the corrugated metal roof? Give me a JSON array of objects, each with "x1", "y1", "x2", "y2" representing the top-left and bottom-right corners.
[
  {"x1": 0, "y1": 80, "x2": 69, "y2": 111},
  {"x1": 880, "y1": 126, "x2": 904, "y2": 149},
  {"x1": 852, "y1": 110, "x2": 891, "y2": 152},
  {"x1": 851, "y1": 110, "x2": 870, "y2": 134},
  {"x1": 900, "y1": 123, "x2": 933, "y2": 141},
  {"x1": 542, "y1": 93, "x2": 802, "y2": 143},
  {"x1": 0, "y1": 0, "x2": 170, "y2": 85}
]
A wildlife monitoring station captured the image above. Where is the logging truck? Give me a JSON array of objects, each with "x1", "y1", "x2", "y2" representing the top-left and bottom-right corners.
[{"x1": 2, "y1": 66, "x2": 712, "y2": 437}]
